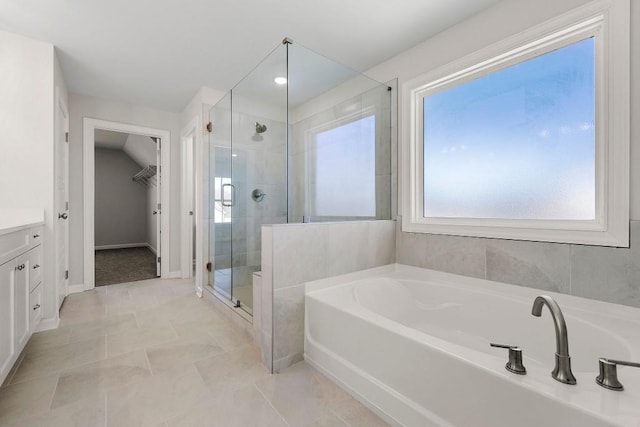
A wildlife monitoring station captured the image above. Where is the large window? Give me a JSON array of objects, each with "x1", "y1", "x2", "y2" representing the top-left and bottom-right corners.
[
  {"x1": 403, "y1": 2, "x2": 629, "y2": 246},
  {"x1": 423, "y1": 38, "x2": 595, "y2": 221}
]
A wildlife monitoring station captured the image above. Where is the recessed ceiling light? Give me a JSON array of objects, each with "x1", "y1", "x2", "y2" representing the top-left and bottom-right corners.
[{"x1": 274, "y1": 76, "x2": 287, "y2": 85}]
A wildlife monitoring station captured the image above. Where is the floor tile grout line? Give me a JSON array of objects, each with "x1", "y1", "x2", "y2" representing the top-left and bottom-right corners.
[
  {"x1": 142, "y1": 348, "x2": 155, "y2": 377},
  {"x1": 46, "y1": 372, "x2": 61, "y2": 411},
  {"x1": 253, "y1": 382, "x2": 292, "y2": 427}
]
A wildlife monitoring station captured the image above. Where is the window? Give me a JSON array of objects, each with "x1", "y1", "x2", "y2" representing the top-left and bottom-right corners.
[
  {"x1": 310, "y1": 114, "x2": 376, "y2": 218},
  {"x1": 423, "y1": 38, "x2": 595, "y2": 221},
  {"x1": 213, "y1": 177, "x2": 232, "y2": 223},
  {"x1": 403, "y1": 1, "x2": 629, "y2": 246}
]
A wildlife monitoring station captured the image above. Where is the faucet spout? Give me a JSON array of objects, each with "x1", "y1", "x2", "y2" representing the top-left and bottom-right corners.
[{"x1": 531, "y1": 295, "x2": 577, "y2": 385}]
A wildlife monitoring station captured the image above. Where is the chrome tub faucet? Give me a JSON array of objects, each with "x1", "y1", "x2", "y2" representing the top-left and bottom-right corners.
[{"x1": 531, "y1": 295, "x2": 577, "y2": 385}]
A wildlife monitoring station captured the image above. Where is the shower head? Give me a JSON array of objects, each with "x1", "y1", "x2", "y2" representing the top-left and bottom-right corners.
[{"x1": 255, "y1": 122, "x2": 267, "y2": 134}]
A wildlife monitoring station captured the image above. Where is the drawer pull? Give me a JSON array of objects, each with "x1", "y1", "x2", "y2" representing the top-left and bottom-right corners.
[
  {"x1": 16, "y1": 264, "x2": 25, "y2": 271},
  {"x1": 33, "y1": 304, "x2": 40, "y2": 310},
  {"x1": 33, "y1": 234, "x2": 40, "y2": 238},
  {"x1": 33, "y1": 264, "x2": 40, "y2": 269}
]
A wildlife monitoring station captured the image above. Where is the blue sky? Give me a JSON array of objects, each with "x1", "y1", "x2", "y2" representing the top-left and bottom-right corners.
[{"x1": 423, "y1": 37, "x2": 595, "y2": 220}]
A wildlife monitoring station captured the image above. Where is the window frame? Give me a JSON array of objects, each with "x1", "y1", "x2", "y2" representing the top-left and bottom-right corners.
[{"x1": 401, "y1": 0, "x2": 629, "y2": 247}]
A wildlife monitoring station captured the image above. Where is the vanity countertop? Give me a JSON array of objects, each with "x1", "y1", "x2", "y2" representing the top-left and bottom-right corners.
[{"x1": 0, "y1": 208, "x2": 45, "y2": 236}]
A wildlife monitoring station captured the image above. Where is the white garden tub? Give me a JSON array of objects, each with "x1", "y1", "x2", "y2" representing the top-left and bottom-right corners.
[{"x1": 304, "y1": 264, "x2": 640, "y2": 427}]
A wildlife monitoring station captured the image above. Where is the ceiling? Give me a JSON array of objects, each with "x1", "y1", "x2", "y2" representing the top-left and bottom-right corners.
[
  {"x1": 94, "y1": 129, "x2": 128, "y2": 150},
  {"x1": 95, "y1": 130, "x2": 157, "y2": 167},
  {"x1": 0, "y1": 0, "x2": 501, "y2": 112}
]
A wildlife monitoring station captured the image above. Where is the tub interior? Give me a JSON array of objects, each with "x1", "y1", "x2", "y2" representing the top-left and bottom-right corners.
[{"x1": 351, "y1": 277, "x2": 632, "y2": 372}]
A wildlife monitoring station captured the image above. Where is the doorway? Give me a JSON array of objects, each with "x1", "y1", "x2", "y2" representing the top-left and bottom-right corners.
[
  {"x1": 83, "y1": 119, "x2": 170, "y2": 289},
  {"x1": 93, "y1": 130, "x2": 159, "y2": 286}
]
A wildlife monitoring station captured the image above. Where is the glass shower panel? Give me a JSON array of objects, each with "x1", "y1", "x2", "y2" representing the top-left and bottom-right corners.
[
  {"x1": 287, "y1": 44, "x2": 392, "y2": 223},
  {"x1": 229, "y1": 45, "x2": 288, "y2": 314},
  {"x1": 208, "y1": 92, "x2": 233, "y2": 299}
]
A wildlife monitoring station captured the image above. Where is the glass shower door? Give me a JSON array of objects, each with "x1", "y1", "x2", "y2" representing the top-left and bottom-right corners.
[
  {"x1": 208, "y1": 93, "x2": 234, "y2": 300},
  {"x1": 229, "y1": 44, "x2": 288, "y2": 314}
]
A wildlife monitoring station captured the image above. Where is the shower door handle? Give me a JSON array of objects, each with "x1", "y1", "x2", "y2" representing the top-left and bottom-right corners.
[{"x1": 222, "y1": 183, "x2": 235, "y2": 207}]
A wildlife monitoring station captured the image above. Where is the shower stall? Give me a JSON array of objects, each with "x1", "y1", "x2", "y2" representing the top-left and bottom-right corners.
[{"x1": 205, "y1": 38, "x2": 392, "y2": 315}]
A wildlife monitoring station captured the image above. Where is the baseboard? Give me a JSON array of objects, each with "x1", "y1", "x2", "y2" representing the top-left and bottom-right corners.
[
  {"x1": 147, "y1": 244, "x2": 158, "y2": 256},
  {"x1": 36, "y1": 317, "x2": 60, "y2": 332},
  {"x1": 67, "y1": 284, "x2": 85, "y2": 294},
  {"x1": 95, "y1": 243, "x2": 148, "y2": 250},
  {"x1": 167, "y1": 271, "x2": 182, "y2": 278}
]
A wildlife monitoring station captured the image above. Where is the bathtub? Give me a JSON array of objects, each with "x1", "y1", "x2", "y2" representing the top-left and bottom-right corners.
[{"x1": 304, "y1": 264, "x2": 640, "y2": 427}]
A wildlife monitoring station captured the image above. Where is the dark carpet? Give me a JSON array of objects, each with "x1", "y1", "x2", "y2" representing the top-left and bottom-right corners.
[{"x1": 95, "y1": 247, "x2": 158, "y2": 287}]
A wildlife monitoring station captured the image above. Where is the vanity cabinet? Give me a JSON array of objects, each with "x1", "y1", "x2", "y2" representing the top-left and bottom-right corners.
[{"x1": 0, "y1": 226, "x2": 43, "y2": 385}]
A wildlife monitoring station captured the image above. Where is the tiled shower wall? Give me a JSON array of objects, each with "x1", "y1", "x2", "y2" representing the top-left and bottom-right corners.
[
  {"x1": 260, "y1": 220, "x2": 396, "y2": 372},
  {"x1": 288, "y1": 84, "x2": 393, "y2": 222},
  {"x1": 397, "y1": 217, "x2": 640, "y2": 308}
]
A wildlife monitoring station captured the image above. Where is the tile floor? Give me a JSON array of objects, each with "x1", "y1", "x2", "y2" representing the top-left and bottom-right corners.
[{"x1": 0, "y1": 277, "x2": 387, "y2": 426}]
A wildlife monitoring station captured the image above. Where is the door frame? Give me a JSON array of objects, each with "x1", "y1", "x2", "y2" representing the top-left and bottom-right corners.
[
  {"x1": 83, "y1": 118, "x2": 171, "y2": 290},
  {"x1": 54, "y1": 87, "x2": 69, "y2": 307},
  {"x1": 180, "y1": 115, "x2": 204, "y2": 295},
  {"x1": 180, "y1": 117, "x2": 197, "y2": 279}
]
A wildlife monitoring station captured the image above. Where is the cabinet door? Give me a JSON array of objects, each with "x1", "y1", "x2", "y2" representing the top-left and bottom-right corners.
[
  {"x1": 13, "y1": 255, "x2": 29, "y2": 350},
  {"x1": 0, "y1": 261, "x2": 15, "y2": 378}
]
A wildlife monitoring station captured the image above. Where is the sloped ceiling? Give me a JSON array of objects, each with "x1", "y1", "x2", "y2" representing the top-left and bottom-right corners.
[{"x1": 95, "y1": 130, "x2": 156, "y2": 167}]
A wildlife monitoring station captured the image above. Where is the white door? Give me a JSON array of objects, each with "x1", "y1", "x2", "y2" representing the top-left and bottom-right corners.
[
  {"x1": 182, "y1": 134, "x2": 195, "y2": 278},
  {"x1": 156, "y1": 139, "x2": 162, "y2": 277},
  {"x1": 54, "y1": 95, "x2": 69, "y2": 308}
]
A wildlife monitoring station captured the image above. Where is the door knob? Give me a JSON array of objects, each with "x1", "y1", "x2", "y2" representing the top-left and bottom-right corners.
[{"x1": 58, "y1": 212, "x2": 68, "y2": 220}]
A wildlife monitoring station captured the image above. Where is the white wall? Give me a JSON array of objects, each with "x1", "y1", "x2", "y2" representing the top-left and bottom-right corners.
[
  {"x1": 94, "y1": 148, "x2": 148, "y2": 247},
  {"x1": 68, "y1": 93, "x2": 181, "y2": 285},
  {"x1": 0, "y1": 30, "x2": 62, "y2": 323}
]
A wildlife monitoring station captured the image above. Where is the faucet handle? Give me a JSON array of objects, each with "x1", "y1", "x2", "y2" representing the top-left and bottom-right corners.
[
  {"x1": 490, "y1": 343, "x2": 527, "y2": 375},
  {"x1": 596, "y1": 358, "x2": 640, "y2": 391}
]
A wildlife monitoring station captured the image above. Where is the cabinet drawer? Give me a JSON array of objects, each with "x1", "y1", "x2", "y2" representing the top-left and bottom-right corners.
[
  {"x1": 29, "y1": 283, "x2": 42, "y2": 330},
  {"x1": 30, "y1": 227, "x2": 43, "y2": 247},
  {"x1": 28, "y1": 247, "x2": 42, "y2": 292},
  {"x1": 0, "y1": 229, "x2": 30, "y2": 266}
]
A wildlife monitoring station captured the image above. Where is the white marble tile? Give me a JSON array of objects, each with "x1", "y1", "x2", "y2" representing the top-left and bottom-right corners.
[
  {"x1": 0, "y1": 374, "x2": 58, "y2": 425},
  {"x1": 11, "y1": 336, "x2": 107, "y2": 385},
  {"x1": 273, "y1": 284, "x2": 306, "y2": 363},
  {"x1": 368, "y1": 220, "x2": 396, "y2": 268},
  {"x1": 272, "y1": 224, "x2": 329, "y2": 289},
  {"x1": 326, "y1": 222, "x2": 371, "y2": 277},
  {"x1": 51, "y1": 350, "x2": 151, "y2": 409},
  {"x1": 425, "y1": 233, "x2": 486, "y2": 279},
  {"x1": 396, "y1": 223, "x2": 428, "y2": 268},
  {"x1": 486, "y1": 239, "x2": 571, "y2": 293},
  {"x1": 166, "y1": 384, "x2": 287, "y2": 427},
  {"x1": 106, "y1": 365, "x2": 209, "y2": 426},
  {"x1": 255, "y1": 362, "x2": 353, "y2": 426},
  {"x1": 570, "y1": 243, "x2": 634, "y2": 306}
]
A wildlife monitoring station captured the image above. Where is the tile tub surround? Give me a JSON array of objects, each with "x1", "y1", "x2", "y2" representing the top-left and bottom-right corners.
[
  {"x1": 261, "y1": 220, "x2": 396, "y2": 373},
  {"x1": 396, "y1": 217, "x2": 640, "y2": 308},
  {"x1": 0, "y1": 276, "x2": 386, "y2": 426}
]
